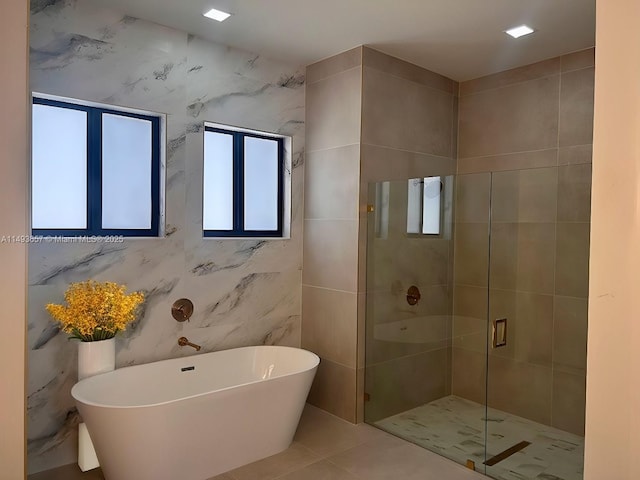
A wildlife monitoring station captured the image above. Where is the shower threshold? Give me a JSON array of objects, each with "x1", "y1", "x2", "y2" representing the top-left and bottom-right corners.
[{"x1": 374, "y1": 395, "x2": 584, "y2": 480}]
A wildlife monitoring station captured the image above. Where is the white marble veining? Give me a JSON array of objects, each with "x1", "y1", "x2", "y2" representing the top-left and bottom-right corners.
[
  {"x1": 376, "y1": 395, "x2": 584, "y2": 480},
  {"x1": 28, "y1": 0, "x2": 304, "y2": 474}
]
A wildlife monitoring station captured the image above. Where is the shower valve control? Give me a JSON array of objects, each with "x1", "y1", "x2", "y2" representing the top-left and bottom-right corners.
[
  {"x1": 172, "y1": 298, "x2": 194, "y2": 322},
  {"x1": 406, "y1": 285, "x2": 421, "y2": 306}
]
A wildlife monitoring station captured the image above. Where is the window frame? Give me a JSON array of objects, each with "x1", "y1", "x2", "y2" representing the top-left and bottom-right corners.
[
  {"x1": 203, "y1": 126, "x2": 284, "y2": 238},
  {"x1": 31, "y1": 96, "x2": 161, "y2": 237}
]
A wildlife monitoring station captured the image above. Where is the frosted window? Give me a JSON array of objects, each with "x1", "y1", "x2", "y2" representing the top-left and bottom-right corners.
[
  {"x1": 375, "y1": 182, "x2": 390, "y2": 239},
  {"x1": 32, "y1": 104, "x2": 88, "y2": 229},
  {"x1": 406, "y1": 177, "x2": 441, "y2": 235},
  {"x1": 407, "y1": 178, "x2": 422, "y2": 234},
  {"x1": 244, "y1": 137, "x2": 279, "y2": 231},
  {"x1": 422, "y1": 176, "x2": 441, "y2": 235},
  {"x1": 102, "y1": 114, "x2": 152, "y2": 229},
  {"x1": 203, "y1": 131, "x2": 234, "y2": 230}
]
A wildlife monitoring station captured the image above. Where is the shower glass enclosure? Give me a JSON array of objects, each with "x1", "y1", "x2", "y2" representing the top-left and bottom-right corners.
[{"x1": 364, "y1": 166, "x2": 590, "y2": 480}]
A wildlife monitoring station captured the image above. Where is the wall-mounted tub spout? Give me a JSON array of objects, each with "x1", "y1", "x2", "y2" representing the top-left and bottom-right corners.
[{"x1": 178, "y1": 337, "x2": 201, "y2": 351}]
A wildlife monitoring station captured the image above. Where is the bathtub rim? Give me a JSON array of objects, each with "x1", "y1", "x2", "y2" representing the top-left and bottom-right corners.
[{"x1": 71, "y1": 345, "x2": 320, "y2": 410}]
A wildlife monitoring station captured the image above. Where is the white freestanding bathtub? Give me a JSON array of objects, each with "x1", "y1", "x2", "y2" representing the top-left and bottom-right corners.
[{"x1": 71, "y1": 346, "x2": 319, "y2": 480}]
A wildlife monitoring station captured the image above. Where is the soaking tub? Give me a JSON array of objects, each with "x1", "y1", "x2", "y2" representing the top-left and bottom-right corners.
[{"x1": 71, "y1": 345, "x2": 319, "y2": 480}]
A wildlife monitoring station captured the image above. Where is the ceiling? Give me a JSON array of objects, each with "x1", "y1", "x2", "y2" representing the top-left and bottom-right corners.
[{"x1": 86, "y1": 0, "x2": 595, "y2": 81}]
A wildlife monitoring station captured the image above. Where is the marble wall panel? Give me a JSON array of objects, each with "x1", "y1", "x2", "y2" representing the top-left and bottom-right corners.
[{"x1": 28, "y1": 0, "x2": 304, "y2": 473}]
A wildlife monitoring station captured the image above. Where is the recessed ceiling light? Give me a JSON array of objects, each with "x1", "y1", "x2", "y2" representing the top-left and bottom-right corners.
[
  {"x1": 505, "y1": 25, "x2": 535, "y2": 39},
  {"x1": 203, "y1": 7, "x2": 231, "y2": 22}
]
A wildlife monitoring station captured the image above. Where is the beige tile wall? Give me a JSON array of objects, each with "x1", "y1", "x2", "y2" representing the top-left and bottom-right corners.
[
  {"x1": 360, "y1": 48, "x2": 458, "y2": 422},
  {"x1": 458, "y1": 49, "x2": 594, "y2": 172},
  {"x1": 363, "y1": 181, "x2": 454, "y2": 422},
  {"x1": 451, "y1": 173, "x2": 491, "y2": 410},
  {"x1": 453, "y1": 48, "x2": 594, "y2": 436},
  {"x1": 459, "y1": 76, "x2": 560, "y2": 159},
  {"x1": 304, "y1": 46, "x2": 459, "y2": 424},
  {"x1": 303, "y1": 47, "x2": 363, "y2": 422},
  {"x1": 365, "y1": 348, "x2": 450, "y2": 422},
  {"x1": 361, "y1": 67, "x2": 453, "y2": 157}
]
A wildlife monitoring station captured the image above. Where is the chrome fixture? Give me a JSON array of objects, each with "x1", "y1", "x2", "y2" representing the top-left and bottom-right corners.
[
  {"x1": 172, "y1": 298, "x2": 194, "y2": 322},
  {"x1": 178, "y1": 336, "x2": 201, "y2": 351}
]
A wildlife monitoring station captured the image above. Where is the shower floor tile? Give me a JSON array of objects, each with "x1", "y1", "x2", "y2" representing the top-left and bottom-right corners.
[{"x1": 374, "y1": 395, "x2": 584, "y2": 480}]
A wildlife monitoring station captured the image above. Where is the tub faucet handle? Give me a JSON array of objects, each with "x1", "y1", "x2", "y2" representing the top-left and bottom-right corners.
[{"x1": 178, "y1": 337, "x2": 201, "y2": 351}]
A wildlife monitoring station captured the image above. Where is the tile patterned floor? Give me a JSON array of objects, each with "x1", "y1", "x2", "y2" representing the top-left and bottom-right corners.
[
  {"x1": 29, "y1": 403, "x2": 485, "y2": 480},
  {"x1": 375, "y1": 395, "x2": 584, "y2": 480}
]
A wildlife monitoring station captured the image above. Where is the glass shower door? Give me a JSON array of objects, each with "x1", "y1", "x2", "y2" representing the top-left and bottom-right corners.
[
  {"x1": 450, "y1": 172, "x2": 492, "y2": 474},
  {"x1": 364, "y1": 167, "x2": 588, "y2": 479},
  {"x1": 364, "y1": 173, "x2": 492, "y2": 474},
  {"x1": 484, "y1": 166, "x2": 587, "y2": 480}
]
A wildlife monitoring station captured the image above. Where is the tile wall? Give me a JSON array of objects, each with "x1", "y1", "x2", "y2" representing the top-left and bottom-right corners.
[
  {"x1": 303, "y1": 47, "x2": 362, "y2": 421},
  {"x1": 453, "y1": 48, "x2": 594, "y2": 435},
  {"x1": 303, "y1": 47, "x2": 459, "y2": 422},
  {"x1": 360, "y1": 49, "x2": 458, "y2": 422}
]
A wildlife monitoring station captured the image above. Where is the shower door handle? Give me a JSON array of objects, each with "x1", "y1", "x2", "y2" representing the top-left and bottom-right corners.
[{"x1": 492, "y1": 318, "x2": 507, "y2": 348}]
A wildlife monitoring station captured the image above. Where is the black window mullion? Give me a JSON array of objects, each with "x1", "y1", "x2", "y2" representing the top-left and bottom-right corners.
[
  {"x1": 277, "y1": 138, "x2": 284, "y2": 236},
  {"x1": 86, "y1": 110, "x2": 102, "y2": 234},
  {"x1": 150, "y1": 117, "x2": 160, "y2": 236},
  {"x1": 235, "y1": 132, "x2": 245, "y2": 233}
]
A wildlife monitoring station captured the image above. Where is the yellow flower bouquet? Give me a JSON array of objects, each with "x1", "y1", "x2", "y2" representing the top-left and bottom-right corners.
[{"x1": 46, "y1": 280, "x2": 144, "y2": 342}]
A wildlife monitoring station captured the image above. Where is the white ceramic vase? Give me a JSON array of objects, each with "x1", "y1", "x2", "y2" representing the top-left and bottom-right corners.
[
  {"x1": 78, "y1": 337, "x2": 115, "y2": 380},
  {"x1": 78, "y1": 337, "x2": 115, "y2": 471}
]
